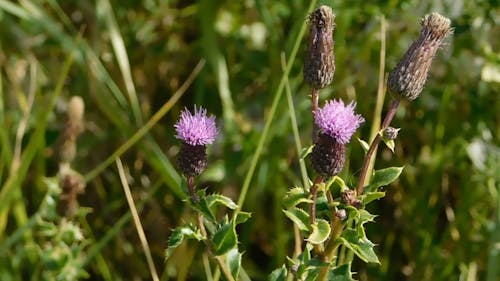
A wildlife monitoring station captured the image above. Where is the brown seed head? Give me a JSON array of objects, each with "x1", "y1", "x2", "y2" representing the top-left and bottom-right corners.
[
  {"x1": 388, "y1": 12, "x2": 453, "y2": 100},
  {"x1": 304, "y1": 5, "x2": 336, "y2": 89}
]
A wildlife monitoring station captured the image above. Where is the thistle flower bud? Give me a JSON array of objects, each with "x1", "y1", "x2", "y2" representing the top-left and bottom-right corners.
[
  {"x1": 304, "y1": 5, "x2": 335, "y2": 89},
  {"x1": 335, "y1": 209, "x2": 347, "y2": 221},
  {"x1": 174, "y1": 106, "x2": 218, "y2": 177},
  {"x1": 311, "y1": 100, "x2": 364, "y2": 177},
  {"x1": 388, "y1": 12, "x2": 453, "y2": 100},
  {"x1": 384, "y1": 126, "x2": 400, "y2": 140},
  {"x1": 311, "y1": 133, "x2": 346, "y2": 177},
  {"x1": 341, "y1": 189, "x2": 362, "y2": 209}
]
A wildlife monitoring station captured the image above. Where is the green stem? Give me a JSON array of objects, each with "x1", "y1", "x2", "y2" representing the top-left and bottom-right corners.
[
  {"x1": 356, "y1": 99, "x2": 400, "y2": 195},
  {"x1": 317, "y1": 192, "x2": 345, "y2": 281},
  {"x1": 197, "y1": 214, "x2": 236, "y2": 281}
]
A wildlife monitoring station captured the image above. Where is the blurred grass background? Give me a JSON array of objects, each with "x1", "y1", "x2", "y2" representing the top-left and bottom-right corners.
[{"x1": 0, "y1": 0, "x2": 498, "y2": 280}]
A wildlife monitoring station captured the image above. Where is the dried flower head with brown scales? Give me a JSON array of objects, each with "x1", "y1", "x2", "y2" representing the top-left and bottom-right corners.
[
  {"x1": 388, "y1": 12, "x2": 453, "y2": 101},
  {"x1": 304, "y1": 5, "x2": 336, "y2": 89}
]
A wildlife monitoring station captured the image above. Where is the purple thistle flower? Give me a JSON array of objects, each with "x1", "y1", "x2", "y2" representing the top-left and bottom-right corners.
[
  {"x1": 175, "y1": 106, "x2": 218, "y2": 146},
  {"x1": 314, "y1": 99, "x2": 364, "y2": 144}
]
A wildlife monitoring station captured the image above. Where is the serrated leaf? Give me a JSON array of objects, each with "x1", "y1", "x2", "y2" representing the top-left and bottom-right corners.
[
  {"x1": 283, "y1": 208, "x2": 310, "y2": 232},
  {"x1": 339, "y1": 229, "x2": 379, "y2": 263},
  {"x1": 306, "y1": 219, "x2": 331, "y2": 244},
  {"x1": 206, "y1": 194, "x2": 238, "y2": 210},
  {"x1": 165, "y1": 225, "x2": 204, "y2": 259},
  {"x1": 212, "y1": 222, "x2": 237, "y2": 256},
  {"x1": 327, "y1": 264, "x2": 356, "y2": 281},
  {"x1": 367, "y1": 167, "x2": 404, "y2": 191},
  {"x1": 283, "y1": 187, "x2": 312, "y2": 209},
  {"x1": 327, "y1": 176, "x2": 347, "y2": 194},
  {"x1": 300, "y1": 145, "x2": 314, "y2": 159},
  {"x1": 234, "y1": 211, "x2": 252, "y2": 225},
  {"x1": 189, "y1": 192, "x2": 216, "y2": 222},
  {"x1": 360, "y1": 191, "x2": 386, "y2": 205},
  {"x1": 268, "y1": 265, "x2": 287, "y2": 281},
  {"x1": 226, "y1": 248, "x2": 242, "y2": 280},
  {"x1": 357, "y1": 138, "x2": 370, "y2": 153},
  {"x1": 358, "y1": 209, "x2": 376, "y2": 224}
]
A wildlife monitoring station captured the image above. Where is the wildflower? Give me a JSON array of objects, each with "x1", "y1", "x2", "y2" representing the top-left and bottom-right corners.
[
  {"x1": 175, "y1": 106, "x2": 218, "y2": 177},
  {"x1": 311, "y1": 100, "x2": 364, "y2": 177},
  {"x1": 388, "y1": 12, "x2": 453, "y2": 100},
  {"x1": 304, "y1": 5, "x2": 335, "y2": 89}
]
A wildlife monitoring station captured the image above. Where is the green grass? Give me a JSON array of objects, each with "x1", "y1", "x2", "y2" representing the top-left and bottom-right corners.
[{"x1": 0, "y1": 0, "x2": 498, "y2": 280}]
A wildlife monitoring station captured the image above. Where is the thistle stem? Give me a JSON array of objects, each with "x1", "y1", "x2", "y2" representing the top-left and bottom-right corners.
[
  {"x1": 197, "y1": 214, "x2": 235, "y2": 281},
  {"x1": 312, "y1": 88, "x2": 319, "y2": 141},
  {"x1": 317, "y1": 191, "x2": 345, "y2": 281},
  {"x1": 310, "y1": 176, "x2": 324, "y2": 225},
  {"x1": 356, "y1": 99, "x2": 400, "y2": 195},
  {"x1": 187, "y1": 176, "x2": 199, "y2": 203}
]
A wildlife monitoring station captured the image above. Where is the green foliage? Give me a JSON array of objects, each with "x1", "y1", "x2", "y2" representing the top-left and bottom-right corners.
[{"x1": 0, "y1": 0, "x2": 497, "y2": 280}]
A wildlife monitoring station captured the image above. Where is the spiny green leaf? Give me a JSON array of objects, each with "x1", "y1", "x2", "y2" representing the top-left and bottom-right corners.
[
  {"x1": 206, "y1": 194, "x2": 238, "y2": 210},
  {"x1": 268, "y1": 265, "x2": 287, "y2": 281},
  {"x1": 226, "y1": 247, "x2": 242, "y2": 280},
  {"x1": 165, "y1": 225, "x2": 203, "y2": 259},
  {"x1": 339, "y1": 229, "x2": 379, "y2": 264},
  {"x1": 212, "y1": 222, "x2": 237, "y2": 256},
  {"x1": 283, "y1": 187, "x2": 312, "y2": 209},
  {"x1": 234, "y1": 211, "x2": 252, "y2": 225},
  {"x1": 360, "y1": 191, "x2": 386, "y2": 205},
  {"x1": 306, "y1": 219, "x2": 331, "y2": 244},
  {"x1": 188, "y1": 191, "x2": 216, "y2": 222},
  {"x1": 367, "y1": 167, "x2": 404, "y2": 191},
  {"x1": 327, "y1": 264, "x2": 356, "y2": 281},
  {"x1": 326, "y1": 176, "x2": 347, "y2": 194},
  {"x1": 283, "y1": 208, "x2": 310, "y2": 232}
]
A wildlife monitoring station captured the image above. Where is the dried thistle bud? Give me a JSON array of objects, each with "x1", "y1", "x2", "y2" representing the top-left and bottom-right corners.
[
  {"x1": 384, "y1": 127, "x2": 400, "y2": 140},
  {"x1": 335, "y1": 209, "x2": 347, "y2": 221},
  {"x1": 341, "y1": 189, "x2": 362, "y2": 209},
  {"x1": 388, "y1": 12, "x2": 453, "y2": 101},
  {"x1": 304, "y1": 5, "x2": 335, "y2": 89}
]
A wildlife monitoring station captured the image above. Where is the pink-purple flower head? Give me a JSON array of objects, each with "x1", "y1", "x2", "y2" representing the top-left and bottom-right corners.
[
  {"x1": 314, "y1": 99, "x2": 364, "y2": 144},
  {"x1": 175, "y1": 106, "x2": 218, "y2": 146}
]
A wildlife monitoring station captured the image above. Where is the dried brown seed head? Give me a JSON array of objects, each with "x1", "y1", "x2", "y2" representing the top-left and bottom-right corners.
[
  {"x1": 388, "y1": 12, "x2": 453, "y2": 101},
  {"x1": 304, "y1": 5, "x2": 336, "y2": 89}
]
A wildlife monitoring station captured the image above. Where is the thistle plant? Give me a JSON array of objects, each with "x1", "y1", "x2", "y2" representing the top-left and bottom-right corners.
[
  {"x1": 166, "y1": 106, "x2": 250, "y2": 281},
  {"x1": 270, "y1": 7, "x2": 453, "y2": 281}
]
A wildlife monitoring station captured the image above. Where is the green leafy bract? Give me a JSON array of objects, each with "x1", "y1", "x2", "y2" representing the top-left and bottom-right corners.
[
  {"x1": 327, "y1": 264, "x2": 356, "y2": 281},
  {"x1": 212, "y1": 221, "x2": 237, "y2": 256},
  {"x1": 339, "y1": 229, "x2": 379, "y2": 263},
  {"x1": 283, "y1": 208, "x2": 310, "y2": 232},
  {"x1": 226, "y1": 247, "x2": 242, "y2": 280},
  {"x1": 283, "y1": 187, "x2": 312, "y2": 209},
  {"x1": 206, "y1": 194, "x2": 238, "y2": 210},
  {"x1": 367, "y1": 167, "x2": 404, "y2": 191},
  {"x1": 165, "y1": 225, "x2": 204, "y2": 259},
  {"x1": 269, "y1": 265, "x2": 287, "y2": 281},
  {"x1": 306, "y1": 219, "x2": 331, "y2": 244}
]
